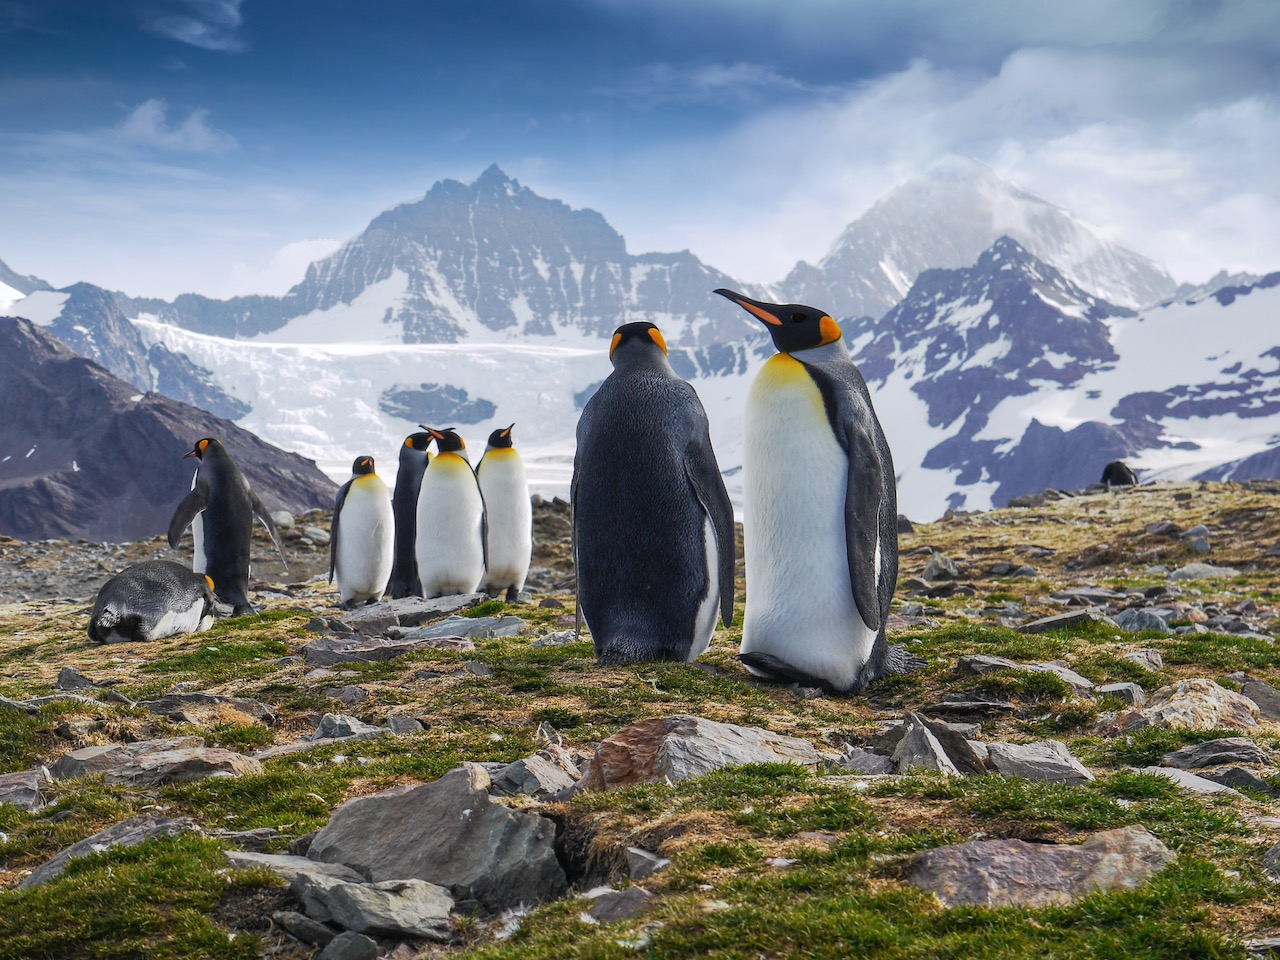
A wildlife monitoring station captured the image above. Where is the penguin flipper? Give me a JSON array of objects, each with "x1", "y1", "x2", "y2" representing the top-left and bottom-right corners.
[
  {"x1": 737, "y1": 652, "x2": 840, "y2": 693},
  {"x1": 167, "y1": 483, "x2": 210, "y2": 549},
  {"x1": 683, "y1": 439, "x2": 736, "y2": 628},
  {"x1": 250, "y1": 491, "x2": 289, "y2": 571},
  {"x1": 329, "y1": 479, "x2": 353, "y2": 585},
  {"x1": 843, "y1": 415, "x2": 886, "y2": 634}
]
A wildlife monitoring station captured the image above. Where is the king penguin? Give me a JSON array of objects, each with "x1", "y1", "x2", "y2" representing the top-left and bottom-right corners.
[
  {"x1": 167, "y1": 437, "x2": 288, "y2": 616},
  {"x1": 415, "y1": 428, "x2": 486, "y2": 598},
  {"x1": 330, "y1": 455, "x2": 395, "y2": 608},
  {"x1": 477, "y1": 423, "x2": 532, "y2": 602},
  {"x1": 572, "y1": 321, "x2": 735, "y2": 664},
  {"x1": 389, "y1": 431, "x2": 434, "y2": 598},
  {"x1": 88, "y1": 560, "x2": 217, "y2": 644},
  {"x1": 713, "y1": 289, "x2": 921, "y2": 693}
]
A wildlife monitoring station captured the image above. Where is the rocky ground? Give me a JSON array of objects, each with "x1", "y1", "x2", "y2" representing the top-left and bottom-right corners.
[{"x1": 2, "y1": 481, "x2": 1280, "y2": 958}]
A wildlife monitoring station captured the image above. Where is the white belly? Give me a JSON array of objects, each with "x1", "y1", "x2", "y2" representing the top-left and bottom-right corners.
[
  {"x1": 687, "y1": 516, "x2": 719, "y2": 661},
  {"x1": 741, "y1": 354, "x2": 876, "y2": 690},
  {"x1": 190, "y1": 471, "x2": 206, "y2": 574},
  {"x1": 144, "y1": 599, "x2": 214, "y2": 642},
  {"x1": 335, "y1": 478, "x2": 395, "y2": 604},
  {"x1": 416, "y1": 454, "x2": 486, "y2": 597},
  {"x1": 477, "y1": 452, "x2": 533, "y2": 593}
]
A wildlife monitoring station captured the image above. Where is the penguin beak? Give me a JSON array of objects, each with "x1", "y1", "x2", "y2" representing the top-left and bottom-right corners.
[
  {"x1": 183, "y1": 450, "x2": 199, "y2": 459},
  {"x1": 502, "y1": 423, "x2": 514, "y2": 437},
  {"x1": 713, "y1": 288, "x2": 783, "y2": 326}
]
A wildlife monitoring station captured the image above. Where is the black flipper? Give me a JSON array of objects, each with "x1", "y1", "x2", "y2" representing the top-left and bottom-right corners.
[
  {"x1": 167, "y1": 482, "x2": 210, "y2": 549},
  {"x1": 842, "y1": 414, "x2": 885, "y2": 634},
  {"x1": 250, "y1": 490, "x2": 289, "y2": 571},
  {"x1": 738, "y1": 652, "x2": 841, "y2": 693},
  {"x1": 683, "y1": 438, "x2": 736, "y2": 627},
  {"x1": 329, "y1": 479, "x2": 353, "y2": 584}
]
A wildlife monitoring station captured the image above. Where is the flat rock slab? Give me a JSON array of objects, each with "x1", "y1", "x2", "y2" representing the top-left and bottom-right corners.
[
  {"x1": 1097, "y1": 682, "x2": 1146, "y2": 707},
  {"x1": 19, "y1": 814, "x2": 194, "y2": 888},
  {"x1": 49, "y1": 736, "x2": 206, "y2": 780},
  {"x1": 292, "y1": 873, "x2": 453, "y2": 942},
  {"x1": 1140, "y1": 766, "x2": 1243, "y2": 795},
  {"x1": 1242, "y1": 680, "x2": 1280, "y2": 722},
  {"x1": 1162, "y1": 737, "x2": 1271, "y2": 769},
  {"x1": 986, "y1": 740, "x2": 1094, "y2": 783},
  {"x1": 0, "y1": 768, "x2": 47, "y2": 811},
  {"x1": 304, "y1": 634, "x2": 474, "y2": 666},
  {"x1": 1140, "y1": 678, "x2": 1259, "y2": 731},
  {"x1": 224, "y1": 850, "x2": 365, "y2": 883},
  {"x1": 0, "y1": 693, "x2": 98, "y2": 714},
  {"x1": 307, "y1": 764, "x2": 566, "y2": 913},
  {"x1": 577, "y1": 715, "x2": 819, "y2": 791},
  {"x1": 103, "y1": 746, "x2": 263, "y2": 786},
  {"x1": 1019, "y1": 609, "x2": 1119, "y2": 635},
  {"x1": 332, "y1": 594, "x2": 486, "y2": 635},
  {"x1": 138, "y1": 692, "x2": 276, "y2": 726},
  {"x1": 587, "y1": 886, "x2": 657, "y2": 923},
  {"x1": 921, "y1": 694, "x2": 1017, "y2": 720},
  {"x1": 907, "y1": 825, "x2": 1173, "y2": 908},
  {"x1": 399, "y1": 615, "x2": 529, "y2": 641},
  {"x1": 1169, "y1": 563, "x2": 1241, "y2": 581},
  {"x1": 1123, "y1": 649, "x2": 1164, "y2": 672}
]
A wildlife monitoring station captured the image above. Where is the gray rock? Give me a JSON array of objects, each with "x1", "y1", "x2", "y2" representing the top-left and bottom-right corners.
[
  {"x1": 270, "y1": 510, "x2": 296, "y2": 530},
  {"x1": 292, "y1": 873, "x2": 453, "y2": 941},
  {"x1": 1123, "y1": 649, "x2": 1164, "y2": 672},
  {"x1": 1169, "y1": 562, "x2": 1241, "y2": 581},
  {"x1": 1026, "y1": 662, "x2": 1096, "y2": 697},
  {"x1": 1242, "y1": 680, "x2": 1280, "y2": 721},
  {"x1": 19, "y1": 814, "x2": 194, "y2": 888},
  {"x1": 1114, "y1": 608, "x2": 1175, "y2": 635},
  {"x1": 103, "y1": 746, "x2": 264, "y2": 786},
  {"x1": 922, "y1": 554, "x2": 960, "y2": 581},
  {"x1": 1145, "y1": 521, "x2": 1181, "y2": 537},
  {"x1": 213, "y1": 827, "x2": 279, "y2": 852},
  {"x1": 956, "y1": 654, "x2": 1022, "y2": 676},
  {"x1": 577, "y1": 715, "x2": 819, "y2": 790},
  {"x1": 303, "y1": 526, "x2": 331, "y2": 545},
  {"x1": 49, "y1": 737, "x2": 206, "y2": 781},
  {"x1": 1161, "y1": 737, "x2": 1271, "y2": 769},
  {"x1": 922, "y1": 694, "x2": 1018, "y2": 720},
  {"x1": 1203, "y1": 767, "x2": 1279, "y2": 797},
  {"x1": 304, "y1": 633, "x2": 475, "y2": 665},
  {"x1": 56, "y1": 666, "x2": 94, "y2": 691},
  {"x1": 906, "y1": 825, "x2": 1173, "y2": 908},
  {"x1": 387, "y1": 716, "x2": 424, "y2": 735},
  {"x1": 959, "y1": 655, "x2": 1093, "y2": 695},
  {"x1": 587, "y1": 886, "x2": 656, "y2": 923},
  {"x1": 367, "y1": 593, "x2": 487, "y2": 629},
  {"x1": 1139, "y1": 766, "x2": 1243, "y2": 795},
  {"x1": 324, "y1": 686, "x2": 368, "y2": 707},
  {"x1": 1140, "y1": 679, "x2": 1259, "y2": 731},
  {"x1": 1097, "y1": 682, "x2": 1146, "y2": 707},
  {"x1": 317, "y1": 932, "x2": 379, "y2": 960},
  {"x1": 0, "y1": 768, "x2": 47, "y2": 811},
  {"x1": 625, "y1": 847, "x2": 671, "y2": 880},
  {"x1": 986, "y1": 740, "x2": 1094, "y2": 783},
  {"x1": 401, "y1": 614, "x2": 529, "y2": 641},
  {"x1": 224, "y1": 850, "x2": 366, "y2": 883},
  {"x1": 1179, "y1": 524, "x2": 1211, "y2": 540},
  {"x1": 892, "y1": 713, "x2": 960, "y2": 776},
  {"x1": 138, "y1": 692, "x2": 276, "y2": 726},
  {"x1": 306, "y1": 764, "x2": 566, "y2": 913},
  {"x1": 272, "y1": 910, "x2": 336, "y2": 946},
  {"x1": 1188, "y1": 538, "x2": 1211, "y2": 554},
  {"x1": 464, "y1": 661, "x2": 494, "y2": 677},
  {"x1": 489, "y1": 750, "x2": 579, "y2": 799},
  {"x1": 309, "y1": 714, "x2": 388, "y2": 740},
  {"x1": 1019, "y1": 609, "x2": 1119, "y2": 635},
  {"x1": 531, "y1": 630, "x2": 577, "y2": 648},
  {"x1": 1262, "y1": 842, "x2": 1280, "y2": 878},
  {"x1": 836, "y1": 746, "x2": 895, "y2": 775}
]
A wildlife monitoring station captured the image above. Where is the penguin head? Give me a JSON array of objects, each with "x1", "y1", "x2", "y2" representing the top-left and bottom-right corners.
[
  {"x1": 608, "y1": 321, "x2": 668, "y2": 368},
  {"x1": 402, "y1": 432, "x2": 434, "y2": 453},
  {"x1": 183, "y1": 437, "x2": 221, "y2": 460},
  {"x1": 487, "y1": 423, "x2": 515, "y2": 449},
  {"x1": 423, "y1": 427, "x2": 466, "y2": 453},
  {"x1": 351, "y1": 455, "x2": 376, "y2": 476},
  {"x1": 713, "y1": 289, "x2": 842, "y2": 354}
]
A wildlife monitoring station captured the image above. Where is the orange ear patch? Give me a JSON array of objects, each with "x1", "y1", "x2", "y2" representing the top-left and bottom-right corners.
[
  {"x1": 819, "y1": 316, "x2": 842, "y2": 344},
  {"x1": 647, "y1": 327, "x2": 668, "y2": 354},
  {"x1": 198, "y1": 438, "x2": 210, "y2": 454},
  {"x1": 609, "y1": 332, "x2": 623, "y2": 358},
  {"x1": 204, "y1": 575, "x2": 215, "y2": 591}
]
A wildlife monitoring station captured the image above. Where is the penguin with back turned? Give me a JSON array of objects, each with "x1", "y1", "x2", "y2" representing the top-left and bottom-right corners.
[
  {"x1": 88, "y1": 560, "x2": 217, "y2": 644},
  {"x1": 415, "y1": 427, "x2": 487, "y2": 598},
  {"x1": 713, "y1": 289, "x2": 921, "y2": 693},
  {"x1": 167, "y1": 437, "x2": 287, "y2": 616},
  {"x1": 389, "y1": 431, "x2": 434, "y2": 598},
  {"x1": 330, "y1": 455, "x2": 395, "y2": 608},
  {"x1": 477, "y1": 423, "x2": 532, "y2": 602},
  {"x1": 572, "y1": 321, "x2": 735, "y2": 664}
]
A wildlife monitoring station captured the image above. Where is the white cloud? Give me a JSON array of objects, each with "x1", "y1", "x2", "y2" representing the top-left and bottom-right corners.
[
  {"x1": 611, "y1": 61, "x2": 818, "y2": 105},
  {"x1": 144, "y1": 0, "x2": 246, "y2": 53},
  {"x1": 221, "y1": 238, "x2": 342, "y2": 298},
  {"x1": 118, "y1": 99, "x2": 238, "y2": 155}
]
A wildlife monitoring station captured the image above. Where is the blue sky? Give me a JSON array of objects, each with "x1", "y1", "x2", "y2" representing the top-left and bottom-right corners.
[{"x1": 2, "y1": 0, "x2": 1278, "y2": 299}]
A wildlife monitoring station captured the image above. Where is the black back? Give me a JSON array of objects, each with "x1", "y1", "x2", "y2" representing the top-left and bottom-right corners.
[
  {"x1": 389, "y1": 434, "x2": 432, "y2": 597},
  {"x1": 1101, "y1": 460, "x2": 1138, "y2": 486}
]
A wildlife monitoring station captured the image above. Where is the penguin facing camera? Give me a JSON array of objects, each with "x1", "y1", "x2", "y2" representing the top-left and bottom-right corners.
[
  {"x1": 88, "y1": 559, "x2": 217, "y2": 644},
  {"x1": 477, "y1": 423, "x2": 532, "y2": 602},
  {"x1": 714, "y1": 289, "x2": 922, "y2": 694},
  {"x1": 415, "y1": 427, "x2": 487, "y2": 598},
  {"x1": 389, "y1": 431, "x2": 434, "y2": 598},
  {"x1": 167, "y1": 437, "x2": 287, "y2": 616},
  {"x1": 572, "y1": 321, "x2": 735, "y2": 664},
  {"x1": 330, "y1": 455, "x2": 395, "y2": 608}
]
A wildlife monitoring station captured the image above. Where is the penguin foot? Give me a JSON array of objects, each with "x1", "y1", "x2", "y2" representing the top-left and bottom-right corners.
[
  {"x1": 736, "y1": 653, "x2": 841, "y2": 694},
  {"x1": 883, "y1": 645, "x2": 927, "y2": 676}
]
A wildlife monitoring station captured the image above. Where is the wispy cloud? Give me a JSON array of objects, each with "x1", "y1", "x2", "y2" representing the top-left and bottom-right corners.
[
  {"x1": 118, "y1": 99, "x2": 237, "y2": 154},
  {"x1": 143, "y1": 0, "x2": 246, "y2": 52},
  {"x1": 613, "y1": 62, "x2": 819, "y2": 106}
]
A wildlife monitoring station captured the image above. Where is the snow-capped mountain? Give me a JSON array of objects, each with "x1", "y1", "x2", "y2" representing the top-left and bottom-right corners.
[{"x1": 781, "y1": 158, "x2": 1178, "y2": 318}]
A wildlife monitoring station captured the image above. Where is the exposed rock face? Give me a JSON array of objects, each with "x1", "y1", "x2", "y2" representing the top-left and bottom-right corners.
[
  {"x1": 48, "y1": 736, "x2": 205, "y2": 780},
  {"x1": 576, "y1": 715, "x2": 820, "y2": 791},
  {"x1": 1140, "y1": 679, "x2": 1259, "y2": 731},
  {"x1": 1161, "y1": 738, "x2": 1271, "y2": 769},
  {"x1": 985, "y1": 740, "x2": 1094, "y2": 784},
  {"x1": 102, "y1": 746, "x2": 264, "y2": 786},
  {"x1": 907, "y1": 825, "x2": 1173, "y2": 908},
  {"x1": 0, "y1": 768, "x2": 46, "y2": 810},
  {"x1": 0, "y1": 318, "x2": 335, "y2": 541},
  {"x1": 306, "y1": 764, "x2": 566, "y2": 913},
  {"x1": 19, "y1": 814, "x2": 194, "y2": 888}
]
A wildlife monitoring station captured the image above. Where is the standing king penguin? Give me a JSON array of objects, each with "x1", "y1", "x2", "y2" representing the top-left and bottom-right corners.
[
  {"x1": 477, "y1": 424, "x2": 532, "y2": 601},
  {"x1": 415, "y1": 428, "x2": 487, "y2": 598},
  {"x1": 713, "y1": 289, "x2": 921, "y2": 693},
  {"x1": 389, "y1": 432, "x2": 434, "y2": 598},
  {"x1": 572, "y1": 321, "x2": 735, "y2": 664},
  {"x1": 330, "y1": 455, "x2": 395, "y2": 608},
  {"x1": 167, "y1": 438, "x2": 287, "y2": 616}
]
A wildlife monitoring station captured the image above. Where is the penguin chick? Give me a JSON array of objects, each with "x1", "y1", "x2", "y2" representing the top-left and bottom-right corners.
[
  {"x1": 477, "y1": 423, "x2": 532, "y2": 602},
  {"x1": 572, "y1": 321, "x2": 735, "y2": 664},
  {"x1": 330, "y1": 455, "x2": 395, "y2": 608}
]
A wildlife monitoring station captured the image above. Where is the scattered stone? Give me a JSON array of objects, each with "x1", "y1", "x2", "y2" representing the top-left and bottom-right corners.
[
  {"x1": 1188, "y1": 538, "x2": 1211, "y2": 554},
  {"x1": 401, "y1": 614, "x2": 529, "y2": 641},
  {"x1": 921, "y1": 693, "x2": 1018, "y2": 720},
  {"x1": 587, "y1": 886, "x2": 656, "y2": 923},
  {"x1": 48, "y1": 737, "x2": 205, "y2": 781},
  {"x1": 324, "y1": 685, "x2": 368, "y2": 707},
  {"x1": 922, "y1": 554, "x2": 960, "y2": 581},
  {"x1": 292, "y1": 873, "x2": 453, "y2": 941},
  {"x1": 138, "y1": 692, "x2": 277, "y2": 726},
  {"x1": 1097, "y1": 682, "x2": 1146, "y2": 707},
  {"x1": 897, "y1": 514, "x2": 915, "y2": 533},
  {"x1": 1241, "y1": 680, "x2": 1280, "y2": 721},
  {"x1": 1114, "y1": 608, "x2": 1175, "y2": 635},
  {"x1": 956, "y1": 654, "x2": 1021, "y2": 676},
  {"x1": 103, "y1": 746, "x2": 263, "y2": 786},
  {"x1": 1145, "y1": 521, "x2": 1181, "y2": 537},
  {"x1": 1204, "y1": 767, "x2": 1280, "y2": 798},
  {"x1": 836, "y1": 745, "x2": 895, "y2": 775},
  {"x1": 212, "y1": 827, "x2": 279, "y2": 852},
  {"x1": 309, "y1": 714, "x2": 388, "y2": 741},
  {"x1": 892, "y1": 713, "x2": 960, "y2": 776},
  {"x1": 306, "y1": 764, "x2": 566, "y2": 913},
  {"x1": 531, "y1": 630, "x2": 577, "y2": 648},
  {"x1": 224, "y1": 850, "x2": 366, "y2": 883},
  {"x1": 1123, "y1": 649, "x2": 1164, "y2": 672},
  {"x1": 19, "y1": 814, "x2": 194, "y2": 888},
  {"x1": 465, "y1": 661, "x2": 494, "y2": 677},
  {"x1": 303, "y1": 527, "x2": 331, "y2": 545},
  {"x1": 1019, "y1": 609, "x2": 1119, "y2": 635},
  {"x1": 625, "y1": 847, "x2": 671, "y2": 881},
  {"x1": 316, "y1": 932, "x2": 379, "y2": 960},
  {"x1": 1179, "y1": 524, "x2": 1211, "y2": 540},
  {"x1": 272, "y1": 910, "x2": 336, "y2": 947},
  {"x1": 1139, "y1": 766, "x2": 1243, "y2": 795},
  {"x1": 985, "y1": 740, "x2": 1094, "y2": 783},
  {"x1": 576, "y1": 715, "x2": 819, "y2": 791},
  {"x1": 906, "y1": 825, "x2": 1173, "y2": 908},
  {"x1": 1050, "y1": 587, "x2": 1126, "y2": 604},
  {"x1": 1161, "y1": 737, "x2": 1271, "y2": 769},
  {"x1": 1169, "y1": 562, "x2": 1242, "y2": 581},
  {"x1": 56, "y1": 666, "x2": 94, "y2": 691},
  {"x1": 304, "y1": 633, "x2": 477, "y2": 666},
  {"x1": 1141, "y1": 679, "x2": 1259, "y2": 731},
  {"x1": 489, "y1": 750, "x2": 580, "y2": 799},
  {"x1": 387, "y1": 716, "x2": 423, "y2": 735},
  {"x1": 0, "y1": 768, "x2": 47, "y2": 811}
]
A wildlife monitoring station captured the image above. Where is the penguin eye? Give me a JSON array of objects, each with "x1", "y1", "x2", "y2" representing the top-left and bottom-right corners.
[{"x1": 790, "y1": 313, "x2": 807, "y2": 324}]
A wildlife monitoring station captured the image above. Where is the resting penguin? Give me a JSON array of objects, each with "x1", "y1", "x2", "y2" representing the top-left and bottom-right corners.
[
  {"x1": 330, "y1": 455, "x2": 395, "y2": 608},
  {"x1": 713, "y1": 289, "x2": 922, "y2": 693},
  {"x1": 389, "y1": 432, "x2": 434, "y2": 598},
  {"x1": 415, "y1": 428, "x2": 486, "y2": 598},
  {"x1": 572, "y1": 321, "x2": 735, "y2": 664},
  {"x1": 167, "y1": 437, "x2": 288, "y2": 616},
  {"x1": 88, "y1": 560, "x2": 217, "y2": 644},
  {"x1": 477, "y1": 424, "x2": 532, "y2": 602},
  {"x1": 1100, "y1": 460, "x2": 1138, "y2": 487}
]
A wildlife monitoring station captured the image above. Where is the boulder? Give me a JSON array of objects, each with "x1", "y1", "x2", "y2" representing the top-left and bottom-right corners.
[
  {"x1": 586, "y1": 886, "x2": 657, "y2": 923},
  {"x1": 306, "y1": 764, "x2": 566, "y2": 913},
  {"x1": 891, "y1": 714, "x2": 960, "y2": 776},
  {"x1": 55, "y1": 666, "x2": 94, "y2": 691},
  {"x1": 0, "y1": 768, "x2": 47, "y2": 811},
  {"x1": 309, "y1": 714, "x2": 388, "y2": 740},
  {"x1": 985, "y1": 740, "x2": 1094, "y2": 783},
  {"x1": 49, "y1": 737, "x2": 205, "y2": 780},
  {"x1": 489, "y1": 749, "x2": 579, "y2": 800},
  {"x1": 1161, "y1": 737, "x2": 1271, "y2": 769},
  {"x1": 577, "y1": 715, "x2": 819, "y2": 790},
  {"x1": 224, "y1": 850, "x2": 366, "y2": 883},
  {"x1": 1123, "y1": 649, "x2": 1164, "y2": 673},
  {"x1": 1019, "y1": 609, "x2": 1119, "y2": 635},
  {"x1": 1140, "y1": 679, "x2": 1259, "y2": 731},
  {"x1": 1097, "y1": 682, "x2": 1146, "y2": 707},
  {"x1": 271, "y1": 910, "x2": 336, "y2": 947},
  {"x1": 292, "y1": 873, "x2": 453, "y2": 941},
  {"x1": 922, "y1": 554, "x2": 960, "y2": 581},
  {"x1": 906, "y1": 825, "x2": 1173, "y2": 908},
  {"x1": 317, "y1": 933, "x2": 378, "y2": 960},
  {"x1": 836, "y1": 746, "x2": 895, "y2": 775},
  {"x1": 1113, "y1": 609, "x2": 1174, "y2": 635},
  {"x1": 137, "y1": 692, "x2": 276, "y2": 726},
  {"x1": 19, "y1": 814, "x2": 194, "y2": 888},
  {"x1": 1241, "y1": 680, "x2": 1280, "y2": 722},
  {"x1": 625, "y1": 847, "x2": 671, "y2": 880},
  {"x1": 103, "y1": 746, "x2": 263, "y2": 786}
]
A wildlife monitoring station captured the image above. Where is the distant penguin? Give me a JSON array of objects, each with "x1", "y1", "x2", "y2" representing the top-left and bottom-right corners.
[
  {"x1": 1101, "y1": 460, "x2": 1138, "y2": 487},
  {"x1": 714, "y1": 289, "x2": 921, "y2": 693},
  {"x1": 477, "y1": 423, "x2": 533, "y2": 602},
  {"x1": 330, "y1": 455, "x2": 395, "y2": 608},
  {"x1": 167, "y1": 437, "x2": 287, "y2": 616},
  {"x1": 572, "y1": 321, "x2": 735, "y2": 664},
  {"x1": 415, "y1": 428, "x2": 486, "y2": 598},
  {"x1": 88, "y1": 560, "x2": 217, "y2": 644},
  {"x1": 389, "y1": 432, "x2": 434, "y2": 598}
]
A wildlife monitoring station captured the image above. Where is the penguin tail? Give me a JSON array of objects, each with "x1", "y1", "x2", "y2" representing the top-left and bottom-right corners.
[{"x1": 736, "y1": 652, "x2": 841, "y2": 694}]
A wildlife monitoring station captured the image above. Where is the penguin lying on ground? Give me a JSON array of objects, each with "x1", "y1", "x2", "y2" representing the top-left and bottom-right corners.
[
  {"x1": 477, "y1": 423, "x2": 532, "y2": 602},
  {"x1": 330, "y1": 455, "x2": 395, "y2": 608},
  {"x1": 88, "y1": 560, "x2": 217, "y2": 644},
  {"x1": 415, "y1": 427, "x2": 487, "y2": 598},
  {"x1": 167, "y1": 438, "x2": 287, "y2": 616},
  {"x1": 389, "y1": 432, "x2": 434, "y2": 598},
  {"x1": 714, "y1": 289, "x2": 923, "y2": 693},
  {"x1": 572, "y1": 321, "x2": 735, "y2": 664},
  {"x1": 1101, "y1": 460, "x2": 1138, "y2": 486}
]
